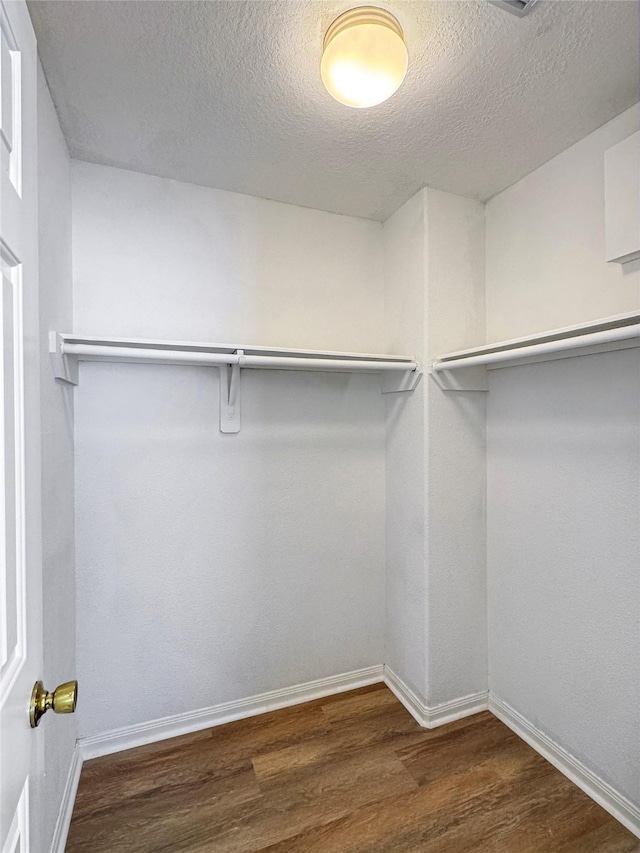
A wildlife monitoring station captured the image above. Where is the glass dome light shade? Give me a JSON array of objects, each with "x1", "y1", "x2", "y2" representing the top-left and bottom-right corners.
[{"x1": 321, "y1": 7, "x2": 408, "y2": 108}]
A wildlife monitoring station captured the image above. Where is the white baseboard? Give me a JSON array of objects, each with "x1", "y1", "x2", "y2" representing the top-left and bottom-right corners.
[
  {"x1": 49, "y1": 745, "x2": 83, "y2": 853},
  {"x1": 383, "y1": 665, "x2": 488, "y2": 729},
  {"x1": 489, "y1": 693, "x2": 640, "y2": 840},
  {"x1": 427, "y1": 689, "x2": 490, "y2": 727},
  {"x1": 383, "y1": 666, "x2": 427, "y2": 724},
  {"x1": 62, "y1": 670, "x2": 640, "y2": 845},
  {"x1": 78, "y1": 665, "x2": 384, "y2": 760}
]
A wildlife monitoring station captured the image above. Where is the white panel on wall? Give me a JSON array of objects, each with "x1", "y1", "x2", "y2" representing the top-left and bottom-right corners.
[{"x1": 605, "y1": 130, "x2": 640, "y2": 264}]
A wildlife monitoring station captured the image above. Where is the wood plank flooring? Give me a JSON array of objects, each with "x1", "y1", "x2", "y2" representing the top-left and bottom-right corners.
[{"x1": 66, "y1": 684, "x2": 638, "y2": 852}]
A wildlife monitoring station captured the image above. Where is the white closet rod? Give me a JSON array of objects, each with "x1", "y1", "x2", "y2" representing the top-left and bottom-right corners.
[
  {"x1": 62, "y1": 343, "x2": 418, "y2": 373},
  {"x1": 54, "y1": 336, "x2": 421, "y2": 432},
  {"x1": 432, "y1": 324, "x2": 640, "y2": 372}
]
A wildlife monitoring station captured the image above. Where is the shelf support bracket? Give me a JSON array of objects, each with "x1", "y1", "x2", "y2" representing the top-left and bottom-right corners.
[
  {"x1": 219, "y1": 351, "x2": 242, "y2": 434},
  {"x1": 429, "y1": 365, "x2": 488, "y2": 392},
  {"x1": 381, "y1": 369, "x2": 422, "y2": 394},
  {"x1": 49, "y1": 332, "x2": 79, "y2": 385}
]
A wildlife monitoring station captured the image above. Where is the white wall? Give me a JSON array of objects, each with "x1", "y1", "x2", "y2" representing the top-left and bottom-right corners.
[
  {"x1": 486, "y1": 106, "x2": 640, "y2": 807},
  {"x1": 71, "y1": 162, "x2": 384, "y2": 350},
  {"x1": 37, "y1": 64, "x2": 76, "y2": 847},
  {"x1": 487, "y1": 105, "x2": 640, "y2": 342},
  {"x1": 384, "y1": 191, "x2": 428, "y2": 700},
  {"x1": 384, "y1": 188, "x2": 487, "y2": 709},
  {"x1": 487, "y1": 348, "x2": 640, "y2": 804},
  {"x1": 425, "y1": 189, "x2": 487, "y2": 707},
  {"x1": 72, "y1": 163, "x2": 386, "y2": 739}
]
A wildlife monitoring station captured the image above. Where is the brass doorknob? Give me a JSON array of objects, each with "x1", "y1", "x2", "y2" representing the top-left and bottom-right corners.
[{"x1": 30, "y1": 680, "x2": 78, "y2": 728}]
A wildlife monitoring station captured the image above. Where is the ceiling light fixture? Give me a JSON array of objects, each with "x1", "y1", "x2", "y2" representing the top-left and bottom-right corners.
[{"x1": 321, "y1": 7, "x2": 408, "y2": 108}]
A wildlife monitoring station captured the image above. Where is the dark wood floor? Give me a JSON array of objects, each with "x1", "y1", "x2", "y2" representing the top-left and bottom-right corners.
[{"x1": 66, "y1": 684, "x2": 638, "y2": 852}]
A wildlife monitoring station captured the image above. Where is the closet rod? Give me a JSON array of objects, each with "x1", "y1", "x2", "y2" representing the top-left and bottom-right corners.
[
  {"x1": 432, "y1": 324, "x2": 640, "y2": 372},
  {"x1": 62, "y1": 343, "x2": 418, "y2": 373}
]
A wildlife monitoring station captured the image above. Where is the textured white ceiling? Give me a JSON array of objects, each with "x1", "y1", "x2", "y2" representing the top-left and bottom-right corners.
[{"x1": 30, "y1": 0, "x2": 639, "y2": 220}]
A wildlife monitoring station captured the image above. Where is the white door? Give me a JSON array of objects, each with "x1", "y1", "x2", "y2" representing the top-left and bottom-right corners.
[{"x1": 0, "y1": 1, "x2": 42, "y2": 852}]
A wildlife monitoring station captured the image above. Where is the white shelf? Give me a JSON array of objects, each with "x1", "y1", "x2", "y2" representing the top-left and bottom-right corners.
[
  {"x1": 50, "y1": 332, "x2": 421, "y2": 433},
  {"x1": 430, "y1": 311, "x2": 640, "y2": 390}
]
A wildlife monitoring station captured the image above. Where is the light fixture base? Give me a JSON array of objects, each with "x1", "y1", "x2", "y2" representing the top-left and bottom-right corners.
[{"x1": 323, "y1": 6, "x2": 404, "y2": 51}]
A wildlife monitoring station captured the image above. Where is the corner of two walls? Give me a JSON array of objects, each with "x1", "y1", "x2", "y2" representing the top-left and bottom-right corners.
[
  {"x1": 383, "y1": 104, "x2": 640, "y2": 820},
  {"x1": 383, "y1": 191, "x2": 429, "y2": 702},
  {"x1": 383, "y1": 187, "x2": 488, "y2": 713},
  {"x1": 383, "y1": 109, "x2": 640, "y2": 804},
  {"x1": 70, "y1": 160, "x2": 490, "y2": 746},
  {"x1": 424, "y1": 189, "x2": 487, "y2": 709}
]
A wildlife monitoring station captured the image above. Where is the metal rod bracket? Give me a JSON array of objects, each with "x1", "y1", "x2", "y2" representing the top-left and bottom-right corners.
[
  {"x1": 429, "y1": 365, "x2": 489, "y2": 392},
  {"x1": 49, "y1": 332, "x2": 79, "y2": 385},
  {"x1": 219, "y1": 351, "x2": 242, "y2": 433},
  {"x1": 381, "y1": 369, "x2": 423, "y2": 394},
  {"x1": 49, "y1": 333, "x2": 422, "y2": 428}
]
